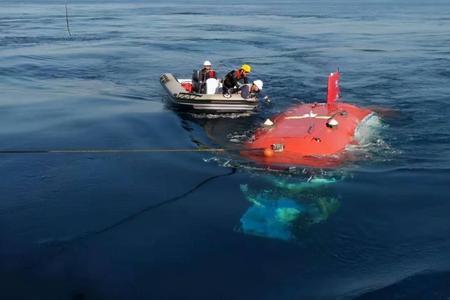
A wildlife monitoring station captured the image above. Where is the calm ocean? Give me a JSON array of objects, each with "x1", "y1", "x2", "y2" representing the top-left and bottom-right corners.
[{"x1": 1, "y1": 0, "x2": 450, "y2": 299}]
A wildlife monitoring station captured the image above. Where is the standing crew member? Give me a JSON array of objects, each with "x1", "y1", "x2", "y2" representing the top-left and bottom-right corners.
[
  {"x1": 192, "y1": 60, "x2": 217, "y2": 93},
  {"x1": 222, "y1": 64, "x2": 252, "y2": 95},
  {"x1": 240, "y1": 80, "x2": 263, "y2": 99}
]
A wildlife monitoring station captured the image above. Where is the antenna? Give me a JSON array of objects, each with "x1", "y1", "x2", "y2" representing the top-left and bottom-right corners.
[{"x1": 65, "y1": 0, "x2": 72, "y2": 37}]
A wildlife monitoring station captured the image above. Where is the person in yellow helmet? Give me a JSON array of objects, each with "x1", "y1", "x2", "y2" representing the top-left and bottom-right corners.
[{"x1": 222, "y1": 64, "x2": 252, "y2": 95}]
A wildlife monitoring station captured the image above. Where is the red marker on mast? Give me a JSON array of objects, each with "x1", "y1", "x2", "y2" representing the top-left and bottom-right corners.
[{"x1": 327, "y1": 71, "x2": 340, "y2": 104}]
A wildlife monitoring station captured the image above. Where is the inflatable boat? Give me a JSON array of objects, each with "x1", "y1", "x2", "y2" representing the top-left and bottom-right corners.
[
  {"x1": 242, "y1": 71, "x2": 375, "y2": 168},
  {"x1": 160, "y1": 73, "x2": 259, "y2": 112}
]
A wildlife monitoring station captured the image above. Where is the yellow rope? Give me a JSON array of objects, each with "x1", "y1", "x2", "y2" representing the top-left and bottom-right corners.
[{"x1": 0, "y1": 148, "x2": 227, "y2": 154}]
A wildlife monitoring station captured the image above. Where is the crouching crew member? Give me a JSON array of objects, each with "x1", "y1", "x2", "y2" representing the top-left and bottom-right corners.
[
  {"x1": 240, "y1": 80, "x2": 263, "y2": 99},
  {"x1": 222, "y1": 64, "x2": 252, "y2": 95}
]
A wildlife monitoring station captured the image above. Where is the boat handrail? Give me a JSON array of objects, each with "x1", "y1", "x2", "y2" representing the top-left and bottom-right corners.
[{"x1": 178, "y1": 92, "x2": 203, "y2": 97}]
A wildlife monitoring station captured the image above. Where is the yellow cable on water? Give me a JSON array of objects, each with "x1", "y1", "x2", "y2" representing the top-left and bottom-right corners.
[
  {"x1": 49, "y1": 148, "x2": 226, "y2": 153},
  {"x1": 0, "y1": 148, "x2": 227, "y2": 154}
]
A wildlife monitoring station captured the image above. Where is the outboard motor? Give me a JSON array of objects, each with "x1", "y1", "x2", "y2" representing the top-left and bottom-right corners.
[{"x1": 191, "y1": 69, "x2": 200, "y2": 93}]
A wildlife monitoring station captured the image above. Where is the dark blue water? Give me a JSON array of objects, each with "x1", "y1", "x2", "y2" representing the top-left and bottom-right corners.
[{"x1": 1, "y1": 1, "x2": 450, "y2": 299}]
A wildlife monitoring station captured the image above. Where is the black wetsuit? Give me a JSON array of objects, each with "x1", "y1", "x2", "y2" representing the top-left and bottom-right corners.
[{"x1": 222, "y1": 70, "x2": 248, "y2": 94}]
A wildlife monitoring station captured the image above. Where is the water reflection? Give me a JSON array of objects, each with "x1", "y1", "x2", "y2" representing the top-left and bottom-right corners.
[
  {"x1": 237, "y1": 175, "x2": 340, "y2": 241},
  {"x1": 175, "y1": 109, "x2": 344, "y2": 242}
]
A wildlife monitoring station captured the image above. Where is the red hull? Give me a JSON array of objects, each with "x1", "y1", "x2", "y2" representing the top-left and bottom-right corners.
[{"x1": 242, "y1": 102, "x2": 373, "y2": 167}]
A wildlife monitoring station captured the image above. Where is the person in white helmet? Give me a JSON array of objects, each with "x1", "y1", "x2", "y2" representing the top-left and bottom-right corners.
[
  {"x1": 192, "y1": 60, "x2": 217, "y2": 93},
  {"x1": 240, "y1": 79, "x2": 263, "y2": 99}
]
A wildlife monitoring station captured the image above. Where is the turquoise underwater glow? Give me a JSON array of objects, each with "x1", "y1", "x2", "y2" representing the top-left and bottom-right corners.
[{"x1": 238, "y1": 177, "x2": 340, "y2": 241}]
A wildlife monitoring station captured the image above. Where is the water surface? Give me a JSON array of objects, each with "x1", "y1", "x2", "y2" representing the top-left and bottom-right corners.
[{"x1": 1, "y1": 1, "x2": 450, "y2": 299}]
